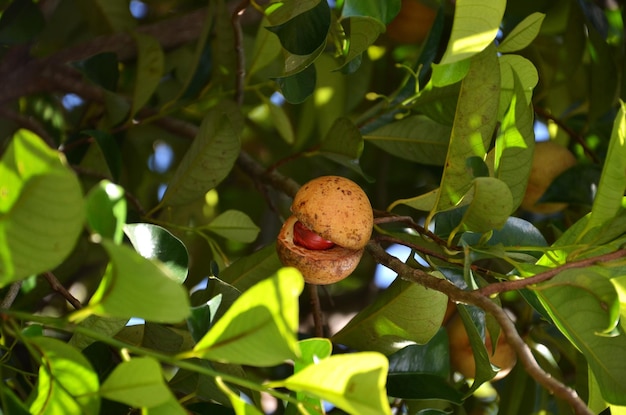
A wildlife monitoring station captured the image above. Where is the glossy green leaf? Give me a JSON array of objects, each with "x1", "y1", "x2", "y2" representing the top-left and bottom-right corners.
[
  {"x1": 274, "y1": 352, "x2": 392, "y2": 415},
  {"x1": 160, "y1": 103, "x2": 242, "y2": 206},
  {"x1": 131, "y1": 32, "x2": 164, "y2": 116},
  {"x1": 497, "y1": 12, "x2": 545, "y2": 53},
  {"x1": 203, "y1": 210, "x2": 260, "y2": 243},
  {"x1": 333, "y1": 276, "x2": 448, "y2": 355},
  {"x1": 83, "y1": 239, "x2": 190, "y2": 323},
  {"x1": 430, "y1": 44, "x2": 499, "y2": 217},
  {"x1": 85, "y1": 180, "x2": 126, "y2": 243},
  {"x1": 266, "y1": 0, "x2": 330, "y2": 55},
  {"x1": 28, "y1": 336, "x2": 100, "y2": 415},
  {"x1": 124, "y1": 223, "x2": 189, "y2": 283},
  {"x1": 365, "y1": 115, "x2": 451, "y2": 165},
  {"x1": 100, "y1": 357, "x2": 171, "y2": 408},
  {"x1": 341, "y1": 0, "x2": 401, "y2": 24},
  {"x1": 440, "y1": 0, "x2": 506, "y2": 64},
  {"x1": 274, "y1": 64, "x2": 317, "y2": 104},
  {"x1": 192, "y1": 267, "x2": 303, "y2": 366},
  {"x1": 536, "y1": 268, "x2": 626, "y2": 403},
  {"x1": 0, "y1": 129, "x2": 84, "y2": 286},
  {"x1": 581, "y1": 102, "x2": 626, "y2": 238},
  {"x1": 219, "y1": 244, "x2": 283, "y2": 291},
  {"x1": 387, "y1": 331, "x2": 463, "y2": 403},
  {"x1": 83, "y1": 129, "x2": 122, "y2": 180}
]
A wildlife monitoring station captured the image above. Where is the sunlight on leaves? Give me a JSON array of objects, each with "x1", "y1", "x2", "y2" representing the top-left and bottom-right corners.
[
  {"x1": 0, "y1": 129, "x2": 84, "y2": 286},
  {"x1": 203, "y1": 210, "x2": 261, "y2": 243},
  {"x1": 28, "y1": 337, "x2": 100, "y2": 414},
  {"x1": 193, "y1": 267, "x2": 303, "y2": 366},
  {"x1": 497, "y1": 12, "x2": 545, "y2": 53}
]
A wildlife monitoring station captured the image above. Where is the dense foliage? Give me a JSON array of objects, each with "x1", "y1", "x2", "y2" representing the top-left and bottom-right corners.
[{"x1": 0, "y1": 0, "x2": 625, "y2": 414}]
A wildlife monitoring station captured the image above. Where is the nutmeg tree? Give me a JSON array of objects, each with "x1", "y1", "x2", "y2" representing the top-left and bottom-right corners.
[{"x1": 1, "y1": 0, "x2": 625, "y2": 414}]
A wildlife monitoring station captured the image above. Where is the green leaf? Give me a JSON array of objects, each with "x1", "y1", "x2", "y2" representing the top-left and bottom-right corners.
[
  {"x1": 338, "y1": 16, "x2": 386, "y2": 68},
  {"x1": 248, "y1": 16, "x2": 282, "y2": 77},
  {"x1": 431, "y1": 59, "x2": 471, "y2": 87},
  {"x1": 74, "y1": 53, "x2": 120, "y2": 92},
  {"x1": 69, "y1": 315, "x2": 128, "y2": 349},
  {"x1": 84, "y1": 0, "x2": 136, "y2": 32},
  {"x1": 274, "y1": 64, "x2": 317, "y2": 104},
  {"x1": 429, "y1": 44, "x2": 500, "y2": 217},
  {"x1": 341, "y1": 0, "x2": 401, "y2": 24},
  {"x1": 0, "y1": 0, "x2": 45, "y2": 45},
  {"x1": 82, "y1": 129, "x2": 122, "y2": 180},
  {"x1": 219, "y1": 244, "x2": 283, "y2": 292},
  {"x1": 100, "y1": 357, "x2": 171, "y2": 408},
  {"x1": 333, "y1": 276, "x2": 448, "y2": 355},
  {"x1": 83, "y1": 239, "x2": 190, "y2": 323},
  {"x1": 85, "y1": 180, "x2": 126, "y2": 243},
  {"x1": 160, "y1": 103, "x2": 242, "y2": 206},
  {"x1": 440, "y1": 0, "x2": 506, "y2": 65},
  {"x1": 274, "y1": 352, "x2": 392, "y2": 415},
  {"x1": 497, "y1": 12, "x2": 545, "y2": 53},
  {"x1": 130, "y1": 32, "x2": 164, "y2": 116},
  {"x1": 192, "y1": 267, "x2": 303, "y2": 366},
  {"x1": 287, "y1": 338, "x2": 334, "y2": 413},
  {"x1": 124, "y1": 223, "x2": 189, "y2": 284},
  {"x1": 453, "y1": 177, "x2": 513, "y2": 234},
  {"x1": 387, "y1": 331, "x2": 464, "y2": 403},
  {"x1": 203, "y1": 210, "x2": 260, "y2": 243},
  {"x1": 389, "y1": 188, "x2": 439, "y2": 213},
  {"x1": 0, "y1": 129, "x2": 84, "y2": 286},
  {"x1": 581, "y1": 102, "x2": 626, "y2": 239},
  {"x1": 266, "y1": 98, "x2": 295, "y2": 144},
  {"x1": 536, "y1": 268, "x2": 626, "y2": 403},
  {"x1": 364, "y1": 115, "x2": 451, "y2": 165},
  {"x1": 143, "y1": 396, "x2": 189, "y2": 415},
  {"x1": 490, "y1": 72, "x2": 535, "y2": 210},
  {"x1": 320, "y1": 117, "x2": 364, "y2": 159},
  {"x1": 215, "y1": 377, "x2": 263, "y2": 415},
  {"x1": 28, "y1": 336, "x2": 100, "y2": 415},
  {"x1": 266, "y1": 0, "x2": 330, "y2": 55}
]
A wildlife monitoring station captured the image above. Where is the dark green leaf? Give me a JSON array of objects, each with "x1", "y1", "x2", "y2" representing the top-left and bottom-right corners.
[
  {"x1": 341, "y1": 0, "x2": 401, "y2": 24},
  {"x1": 274, "y1": 64, "x2": 316, "y2": 104},
  {"x1": 266, "y1": 0, "x2": 330, "y2": 55}
]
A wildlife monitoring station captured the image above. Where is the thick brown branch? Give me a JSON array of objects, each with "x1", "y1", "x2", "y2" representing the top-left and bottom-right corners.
[
  {"x1": 479, "y1": 248, "x2": 626, "y2": 297},
  {"x1": 366, "y1": 241, "x2": 592, "y2": 415}
]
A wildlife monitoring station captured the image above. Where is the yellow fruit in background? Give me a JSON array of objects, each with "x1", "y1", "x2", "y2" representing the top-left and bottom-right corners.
[
  {"x1": 521, "y1": 141, "x2": 577, "y2": 214},
  {"x1": 446, "y1": 314, "x2": 517, "y2": 381},
  {"x1": 386, "y1": 0, "x2": 437, "y2": 44}
]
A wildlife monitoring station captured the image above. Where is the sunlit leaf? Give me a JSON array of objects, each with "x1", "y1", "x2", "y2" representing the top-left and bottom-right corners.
[
  {"x1": 581, "y1": 102, "x2": 626, "y2": 238},
  {"x1": 430, "y1": 45, "x2": 500, "y2": 218},
  {"x1": 143, "y1": 396, "x2": 189, "y2": 415},
  {"x1": 273, "y1": 352, "x2": 392, "y2": 415},
  {"x1": 0, "y1": 130, "x2": 84, "y2": 286},
  {"x1": 28, "y1": 337, "x2": 100, "y2": 414},
  {"x1": 85, "y1": 180, "x2": 126, "y2": 243},
  {"x1": 203, "y1": 210, "x2": 260, "y2": 243},
  {"x1": 333, "y1": 276, "x2": 448, "y2": 355},
  {"x1": 83, "y1": 239, "x2": 190, "y2": 323},
  {"x1": 193, "y1": 267, "x2": 303, "y2": 366},
  {"x1": 124, "y1": 223, "x2": 189, "y2": 283},
  {"x1": 338, "y1": 16, "x2": 386, "y2": 68},
  {"x1": 440, "y1": 0, "x2": 506, "y2": 64},
  {"x1": 215, "y1": 377, "x2": 263, "y2": 415},
  {"x1": 100, "y1": 357, "x2": 171, "y2": 408},
  {"x1": 160, "y1": 103, "x2": 242, "y2": 206},
  {"x1": 497, "y1": 12, "x2": 545, "y2": 53},
  {"x1": 453, "y1": 177, "x2": 513, "y2": 234}
]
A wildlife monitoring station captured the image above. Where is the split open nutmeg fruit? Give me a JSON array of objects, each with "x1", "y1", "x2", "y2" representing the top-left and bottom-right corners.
[{"x1": 276, "y1": 176, "x2": 373, "y2": 285}]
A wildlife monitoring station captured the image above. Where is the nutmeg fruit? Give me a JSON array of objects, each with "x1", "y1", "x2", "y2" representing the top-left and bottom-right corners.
[
  {"x1": 446, "y1": 313, "x2": 517, "y2": 381},
  {"x1": 276, "y1": 176, "x2": 373, "y2": 285}
]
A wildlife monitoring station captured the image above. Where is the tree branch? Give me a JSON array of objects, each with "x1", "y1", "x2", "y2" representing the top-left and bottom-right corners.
[
  {"x1": 479, "y1": 248, "x2": 626, "y2": 297},
  {"x1": 42, "y1": 271, "x2": 82, "y2": 310},
  {"x1": 366, "y1": 241, "x2": 592, "y2": 415}
]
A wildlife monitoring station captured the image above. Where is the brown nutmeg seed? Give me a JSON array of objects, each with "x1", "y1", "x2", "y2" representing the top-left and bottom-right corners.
[{"x1": 276, "y1": 176, "x2": 373, "y2": 285}]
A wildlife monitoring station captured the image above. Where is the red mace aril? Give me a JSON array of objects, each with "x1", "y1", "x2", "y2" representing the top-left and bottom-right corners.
[{"x1": 293, "y1": 220, "x2": 335, "y2": 250}]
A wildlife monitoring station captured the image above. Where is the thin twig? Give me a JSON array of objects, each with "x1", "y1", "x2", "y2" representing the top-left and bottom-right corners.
[
  {"x1": 0, "y1": 282, "x2": 23, "y2": 310},
  {"x1": 366, "y1": 241, "x2": 592, "y2": 415},
  {"x1": 373, "y1": 212, "x2": 456, "y2": 249},
  {"x1": 478, "y1": 248, "x2": 626, "y2": 297},
  {"x1": 308, "y1": 284, "x2": 325, "y2": 338},
  {"x1": 42, "y1": 272, "x2": 82, "y2": 310},
  {"x1": 231, "y1": 0, "x2": 250, "y2": 106}
]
